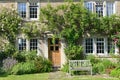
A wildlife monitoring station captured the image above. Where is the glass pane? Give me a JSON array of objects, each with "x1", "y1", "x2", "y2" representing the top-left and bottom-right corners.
[
  {"x1": 55, "y1": 46, "x2": 59, "y2": 51},
  {"x1": 50, "y1": 46, "x2": 54, "y2": 51},
  {"x1": 85, "y1": 38, "x2": 93, "y2": 53}
]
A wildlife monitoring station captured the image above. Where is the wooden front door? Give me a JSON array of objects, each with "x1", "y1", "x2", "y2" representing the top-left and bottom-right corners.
[{"x1": 48, "y1": 38, "x2": 61, "y2": 67}]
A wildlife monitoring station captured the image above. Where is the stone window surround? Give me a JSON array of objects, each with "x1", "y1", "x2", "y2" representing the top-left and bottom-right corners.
[
  {"x1": 84, "y1": 1, "x2": 116, "y2": 16},
  {"x1": 83, "y1": 37, "x2": 118, "y2": 56},
  {"x1": 17, "y1": 1, "x2": 40, "y2": 21}
]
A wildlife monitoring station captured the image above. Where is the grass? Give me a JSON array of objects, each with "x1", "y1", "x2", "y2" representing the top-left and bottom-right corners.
[
  {"x1": 0, "y1": 72, "x2": 119, "y2": 80},
  {"x1": 0, "y1": 73, "x2": 49, "y2": 80}
]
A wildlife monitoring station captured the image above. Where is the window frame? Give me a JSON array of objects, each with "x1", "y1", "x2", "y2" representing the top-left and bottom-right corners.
[
  {"x1": 84, "y1": 1, "x2": 115, "y2": 17},
  {"x1": 18, "y1": 38, "x2": 26, "y2": 51},
  {"x1": 17, "y1": 2, "x2": 39, "y2": 20},
  {"x1": 18, "y1": 3, "x2": 27, "y2": 18},
  {"x1": 30, "y1": 38, "x2": 38, "y2": 51},
  {"x1": 84, "y1": 37, "x2": 116, "y2": 56}
]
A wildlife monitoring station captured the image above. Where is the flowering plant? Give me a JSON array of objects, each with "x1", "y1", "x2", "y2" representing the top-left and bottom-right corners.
[{"x1": 112, "y1": 32, "x2": 120, "y2": 47}]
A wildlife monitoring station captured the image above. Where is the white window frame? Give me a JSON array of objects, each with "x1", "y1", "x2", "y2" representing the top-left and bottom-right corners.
[
  {"x1": 17, "y1": 3, "x2": 27, "y2": 18},
  {"x1": 18, "y1": 38, "x2": 26, "y2": 51},
  {"x1": 17, "y1": 2, "x2": 39, "y2": 21},
  {"x1": 85, "y1": 38, "x2": 93, "y2": 54},
  {"x1": 30, "y1": 39, "x2": 38, "y2": 51},
  {"x1": 84, "y1": 37, "x2": 117, "y2": 56},
  {"x1": 106, "y1": 1, "x2": 115, "y2": 16},
  {"x1": 29, "y1": 2, "x2": 39, "y2": 20},
  {"x1": 84, "y1": 1, "x2": 115, "y2": 16}
]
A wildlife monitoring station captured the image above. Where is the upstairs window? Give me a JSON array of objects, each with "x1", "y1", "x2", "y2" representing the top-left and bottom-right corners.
[
  {"x1": 29, "y1": 3, "x2": 38, "y2": 19},
  {"x1": 84, "y1": 1, "x2": 115, "y2": 17},
  {"x1": 84, "y1": 2, "x2": 94, "y2": 12},
  {"x1": 18, "y1": 3, "x2": 26, "y2": 18},
  {"x1": 106, "y1": 2, "x2": 114, "y2": 16},
  {"x1": 96, "y1": 2, "x2": 103, "y2": 17}
]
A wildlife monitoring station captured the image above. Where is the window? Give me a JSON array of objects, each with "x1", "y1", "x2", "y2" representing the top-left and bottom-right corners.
[
  {"x1": 96, "y1": 38, "x2": 104, "y2": 53},
  {"x1": 84, "y1": 38, "x2": 116, "y2": 55},
  {"x1": 84, "y1": 2, "x2": 94, "y2": 12},
  {"x1": 18, "y1": 3, "x2": 26, "y2": 18},
  {"x1": 85, "y1": 38, "x2": 93, "y2": 53},
  {"x1": 96, "y1": 2, "x2": 103, "y2": 17},
  {"x1": 18, "y1": 38, "x2": 26, "y2": 51},
  {"x1": 17, "y1": 2, "x2": 39, "y2": 20},
  {"x1": 106, "y1": 2, "x2": 114, "y2": 16},
  {"x1": 29, "y1": 3, "x2": 38, "y2": 19},
  {"x1": 108, "y1": 38, "x2": 115, "y2": 53},
  {"x1": 30, "y1": 39, "x2": 38, "y2": 50},
  {"x1": 84, "y1": 1, "x2": 115, "y2": 16}
]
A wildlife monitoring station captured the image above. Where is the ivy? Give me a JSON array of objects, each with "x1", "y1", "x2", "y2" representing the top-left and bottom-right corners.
[
  {"x1": 40, "y1": 1, "x2": 120, "y2": 59},
  {"x1": 0, "y1": 8, "x2": 21, "y2": 44}
]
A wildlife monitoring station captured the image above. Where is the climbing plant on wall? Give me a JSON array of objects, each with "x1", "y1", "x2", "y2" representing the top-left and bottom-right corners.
[
  {"x1": 40, "y1": 1, "x2": 120, "y2": 59},
  {"x1": 0, "y1": 8, "x2": 21, "y2": 44}
]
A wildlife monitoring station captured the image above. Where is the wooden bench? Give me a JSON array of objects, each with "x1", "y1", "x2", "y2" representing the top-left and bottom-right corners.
[{"x1": 69, "y1": 60, "x2": 92, "y2": 75}]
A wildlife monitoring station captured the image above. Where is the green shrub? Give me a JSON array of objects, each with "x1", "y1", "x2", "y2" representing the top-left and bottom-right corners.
[
  {"x1": 0, "y1": 67, "x2": 5, "y2": 75},
  {"x1": 34, "y1": 56, "x2": 52, "y2": 72},
  {"x1": 13, "y1": 50, "x2": 37, "y2": 62},
  {"x1": 93, "y1": 63, "x2": 105, "y2": 74},
  {"x1": 86, "y1": 55, "x2": 101, "y2": 65},
  {"x1": 25, "y1": 50, "x2": 37, "y2": 61},
  {"x1": 102, "y1": 59, "x2": 116, "y2": 69},
  {"x1": 61, "y1": 63, "x2": 69, "y2": 72},
  {"x1": 65, "y1": 45, "x2": 84, "y2": 60},
  {"x1": 0, "y1": 51, "x2": 7, "y2": 66},
  {"x1": 110, "y1": 67, "x2": 120, "y2": 78},
  {"x1": 13, "y1": 51, "x2": 26, "y2": 62},
  {"x1": 11, "y1": 61, "x2": 36, "y2": 75}
]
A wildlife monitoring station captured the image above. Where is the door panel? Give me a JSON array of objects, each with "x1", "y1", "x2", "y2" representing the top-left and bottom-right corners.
[{"x1": 48, "y1": 38, "x2": 61, "y2": 67}]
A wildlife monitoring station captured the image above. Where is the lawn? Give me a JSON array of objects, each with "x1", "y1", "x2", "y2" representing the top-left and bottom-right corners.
[
  {"x1": 0, "y1": 73, "x2": 49, "y2": 80},
  {"x1": 0, "y1": 72, "x2": 119, "y2": 80}
]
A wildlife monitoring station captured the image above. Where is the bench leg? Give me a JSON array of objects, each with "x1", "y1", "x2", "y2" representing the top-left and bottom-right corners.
[{"x1": 91, "y1": 68, "x2": 92, "y2": 75}]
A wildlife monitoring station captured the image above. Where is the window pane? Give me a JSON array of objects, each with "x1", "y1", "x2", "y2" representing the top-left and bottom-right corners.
[
  {"x1": 30, "y1": 39, "x2": 38, "y2": 50},
  {"x1": 84, "y1": 2, "x2": 94, "y2": 12},
  {"x1": 29, "y1": 3, "x2": 38, "y2": 19},
  {"x1": 108, "y1": 38, "x2": 115, "y2": 53},
  {"x1": 85, "y1": 38, "x2": 93, "y2": 53},
  {"x1": 96, "y1": 38, "x2": 104, "y2": 53},
  {"x1": 18, "y1": 38, "x2": 26, "y2": 51},
  {"x1": 96, "y1": 2, "x2": 103, "y2": 17},
  {"x1": 106, "y1": 2, "x2": 113, "y2": 16},
  {"x1": 18, "y1": 3, "x2": 26, "y2": 18}
]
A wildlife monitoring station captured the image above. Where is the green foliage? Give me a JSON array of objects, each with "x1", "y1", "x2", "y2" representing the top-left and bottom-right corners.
[
  {"x1": 11, "y1": 61, "x2": 36, "y2": 75},
  {"x1": 93, "y1": 63, "x2": 105, "y2": 74},
  {"x1": 0, "y1": 8, "x2": 21, "y2": 44},
  {"x1": 13, "y1": 50, "x2": 37, "y2": 62},
  {"x1": 13, "y1": 51, "x2": 26, "y2": 62},
  {"x1": 86, "y1": 55, "x2": 101, "y2": 65},
  {"x1": 0, "y1": 51, "x2": 7, "y2": 66},
  {"x1": 0, "y1": 67, "x2": 5, "y2": 75},
  {"x1": 40, "y1": 1, "x2": 120, "y2": 60},
  {"x1": 34, "y1": 56, "x2": 52, "y2": 72},
  {"x1": 25, "y1": 50, "x2": 37, "y2": 61},
  {"x1": 65, "y1": 45, "x2": 84, "y2": 60},
  {"x1": 21, "y1": 22, "x2": 41, "y2": 39},
  {"x1": 102, "y1": 59, "x2": 116, "y2": 69},
  {"x1": 110, "y1": 67, "x2": 120, "y2": 78},
  {"x1": 61, "y1": 63, "x2": 69, "y2": 72}
]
